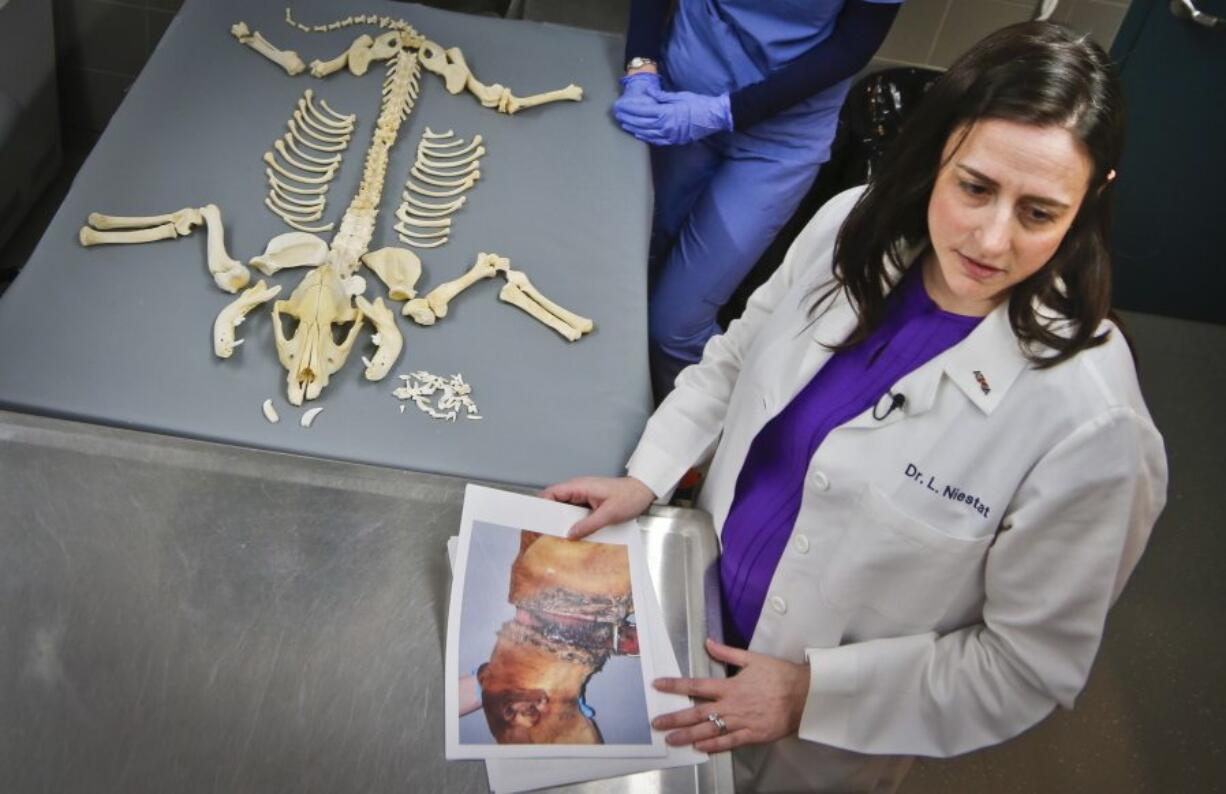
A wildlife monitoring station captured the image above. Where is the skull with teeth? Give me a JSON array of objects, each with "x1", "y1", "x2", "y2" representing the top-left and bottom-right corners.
[{"x1": 272, "y1": 263, "x2": 365, "y2": 405}]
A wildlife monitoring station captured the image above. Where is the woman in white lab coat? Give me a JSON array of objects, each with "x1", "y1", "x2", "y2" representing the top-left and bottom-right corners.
[{"x1": 544, "y1": 21, "x2": 1167, "y2": 793}]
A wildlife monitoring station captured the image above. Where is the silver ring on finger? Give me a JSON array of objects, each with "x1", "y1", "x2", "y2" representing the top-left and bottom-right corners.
[{"x1": 707, "y1": 711, "x2": 728, "y2": 736}]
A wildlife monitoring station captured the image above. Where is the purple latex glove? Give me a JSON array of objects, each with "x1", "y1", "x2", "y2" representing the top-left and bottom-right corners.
[
  {"x1": 612, "y1": 72, "x2": 662, "y2": 127},
  {"x1": 615, "y1": 86, "x2": 733, "y2": 146}
]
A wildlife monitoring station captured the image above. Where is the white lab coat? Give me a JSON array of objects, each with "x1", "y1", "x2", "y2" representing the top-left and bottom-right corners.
[{"x1": 626, "y1": 186, "x2": 1168, "y2": 792}]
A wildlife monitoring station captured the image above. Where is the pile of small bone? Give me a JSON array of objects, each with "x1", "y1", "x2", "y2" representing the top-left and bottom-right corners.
[
  {"x1": 393, "y1": 370, "x2": 481, "y2": 421},
  {"x1": 263, "y1": 89, "x2": 356, "y2": 233},
  {"x1": 395, "y1": 128, "x2": 483, "y2": 249}
]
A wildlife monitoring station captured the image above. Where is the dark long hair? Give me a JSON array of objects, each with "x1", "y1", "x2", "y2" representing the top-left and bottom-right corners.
[{"x1": 815, "y1": 22, "x2": 1125, "y2": 367}]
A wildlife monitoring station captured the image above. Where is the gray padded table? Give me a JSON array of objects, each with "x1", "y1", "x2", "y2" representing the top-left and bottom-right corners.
[{"x1": 0, "y1": 0, "x2": 652, "y2": 488}]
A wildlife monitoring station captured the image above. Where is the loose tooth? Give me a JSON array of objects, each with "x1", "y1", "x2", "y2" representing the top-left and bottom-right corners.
[
  {"x1": 301, "y1": 406, "x2": 324, "y2": 427},
  {"x1": 262, "y1": 399, "x2": 280, "y2": 423}
]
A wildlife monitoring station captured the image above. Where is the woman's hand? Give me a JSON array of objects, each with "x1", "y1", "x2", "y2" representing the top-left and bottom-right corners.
[
  {"x1": 539, "y1": 476, "x2": 656, "y2": 539},
  {"x1": 652, "y1": 638, "x2": 810, "y2": 753}
]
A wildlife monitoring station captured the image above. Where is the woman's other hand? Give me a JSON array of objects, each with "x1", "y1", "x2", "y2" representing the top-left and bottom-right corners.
[
  {"x1": 652, "y1": 638, "x2": 809, "y2": 752},
  {"x1": 539, "y1": 476, "x2": 656, "y2": 539}
]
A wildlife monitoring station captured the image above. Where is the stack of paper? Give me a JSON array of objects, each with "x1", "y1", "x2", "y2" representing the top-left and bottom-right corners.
[{"x1": 444, "y1": 486, "x2": 708, "y2": 793}]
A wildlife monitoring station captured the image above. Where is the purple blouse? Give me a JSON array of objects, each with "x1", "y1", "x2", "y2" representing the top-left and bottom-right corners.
[{"x1": 719, "y1": 267, "x2": 981, "y2": 647}]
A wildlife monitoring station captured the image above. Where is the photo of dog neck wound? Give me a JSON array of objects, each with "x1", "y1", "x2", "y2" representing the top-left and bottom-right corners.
[{"x1": 476, "y1": 530, "x2": 637, "y2": 745}]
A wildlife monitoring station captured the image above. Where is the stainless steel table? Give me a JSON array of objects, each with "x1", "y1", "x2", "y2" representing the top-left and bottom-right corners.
[{"x1": 0, "y1": 410, "x2": 733, "y2": 793}]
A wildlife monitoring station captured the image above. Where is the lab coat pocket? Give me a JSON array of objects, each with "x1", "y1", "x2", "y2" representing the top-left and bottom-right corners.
[{"x1": 819, "y1": 486, "x2": 993, "y2": 629}]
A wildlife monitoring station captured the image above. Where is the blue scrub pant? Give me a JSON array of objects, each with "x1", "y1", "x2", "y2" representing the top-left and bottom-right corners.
[{"x1": 647, "y1": 132, "x2": 825, "y2": 397}]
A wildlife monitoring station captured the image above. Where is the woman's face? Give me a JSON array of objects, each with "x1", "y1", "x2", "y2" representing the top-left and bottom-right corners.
[{"x1": 922, "y1": 119, "x2": 1093, "y2": 316}]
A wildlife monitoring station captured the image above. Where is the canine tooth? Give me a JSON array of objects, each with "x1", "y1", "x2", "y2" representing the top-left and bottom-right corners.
[
  {"x1": 262, "y1": 399, "x2": 279, "y2": 423},
  {"x1": 300, "y1": 407, "x2": 324, "y2": 427}
]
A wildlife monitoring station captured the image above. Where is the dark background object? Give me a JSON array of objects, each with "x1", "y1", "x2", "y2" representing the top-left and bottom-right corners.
[
  {"x1": 719, "y1": 67, "x2": 940, "y2": 327},
  {"x1": 1109, "y1": 0, "x2": 1226, "y2": 324}
]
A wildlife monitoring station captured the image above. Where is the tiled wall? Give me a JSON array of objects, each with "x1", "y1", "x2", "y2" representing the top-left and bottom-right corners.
[
  {"x1": 50, "y1": 0, "x2": 1133, "y2": 142},
  {"x1": 874, "y1": 0, "x2": 1132, "y2": 71}
]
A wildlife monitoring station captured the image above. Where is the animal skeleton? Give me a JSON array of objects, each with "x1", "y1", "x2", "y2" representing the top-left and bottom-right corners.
[{"x1": 78, "y1": 9, "x2": 585, "y2": 406}]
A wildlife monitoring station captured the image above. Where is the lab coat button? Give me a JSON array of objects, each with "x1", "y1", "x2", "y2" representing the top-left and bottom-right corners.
[
  {"x1": 792, "y1": 534, "x2": 810, "y2": 554},
  {"x1": 769, "y1": 595, "x2": 787, "y2": 614},
  {"x1": 810, "y1": 470, "x2": 830, "y2": 491}
]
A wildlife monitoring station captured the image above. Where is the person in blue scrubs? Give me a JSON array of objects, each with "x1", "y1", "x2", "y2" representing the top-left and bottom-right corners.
[{"x1": 614, "y1": 0, "x2": 903, "y2": 398}]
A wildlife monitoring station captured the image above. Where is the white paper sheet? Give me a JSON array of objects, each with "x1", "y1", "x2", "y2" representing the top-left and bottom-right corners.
[{"x1": 445, "y1": 485, "x2": 668, "y2": 760}]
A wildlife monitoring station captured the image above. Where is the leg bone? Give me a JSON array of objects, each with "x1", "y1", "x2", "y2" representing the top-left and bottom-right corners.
[
  {"x1": 498, "y1": 281, "x2": 581, "y2": 341},
  {"x1": 231, "y1": 22, "x2": 306, "y2": 76},
  {"x1": 86, "y1": 207, "x2": 202, "y2": 235},
  {"x1": 504, "y1": 268, "x2": 593, "y2": 334},
  {"x1": 424, "y1": 253, "x2": 501, "y2": 319},
  {"x1": 200, "y1": 204, "x2": 251, "y2": 293},
  {"x1": 79, "y1": 224, "x2": 181, "y2": 247}
]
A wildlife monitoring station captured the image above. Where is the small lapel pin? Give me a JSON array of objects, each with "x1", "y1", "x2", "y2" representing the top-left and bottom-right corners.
[{"x1": 973, "y1": 370, "x2": 991, "y2": 396}]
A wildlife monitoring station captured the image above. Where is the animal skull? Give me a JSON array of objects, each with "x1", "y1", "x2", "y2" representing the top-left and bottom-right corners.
[{"x1": 272, "y1": 263, "x2": 365, "y2": 405}]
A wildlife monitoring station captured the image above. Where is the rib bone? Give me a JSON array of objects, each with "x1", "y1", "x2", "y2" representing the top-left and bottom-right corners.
[
  {"x1": 413, "y1": 159, "x2": 478, "y2": 178},
  {"x1": 398, "y1": 235, "x2": 448, "y2": 249},
  {"x1": 288, "y1": 119, "x2": 348, "y2": 152},
  {"x1": 265, "y1": 152, "x2": 335, "y2": 184},
  {"x1": 267, "y1": 190, "x2": 324, "y2": 221},
  {"x1": 402, "y1": 193, "x2": 464, "y2": 213},
  {"x1": 393, "y1": 223, "x2": 448, "y2": 239},
  {"x1": 293, "y1": 110, "x2": 350, "y2": 145},
  {"x1": 394, "y1": 206, "x2": 451, "y2": 227},
  {"x1": 274, "y1": 140, "x2": 335, "y2": 174},
  {"x1": 283, "y1": 133, "x2": 340, "y2": 166},
  {"x1": 297, "y1": 98, "x2": 352, "y2": 134},
  {"x1": 268, "y1": 170, "x2": 328, "y2": 195},
  {"x1": 407, "y1": 179, "x2": 474, "y2": 198},
  {"x1": 410, "y1": 167, "x2": 479, "y2": 189}
]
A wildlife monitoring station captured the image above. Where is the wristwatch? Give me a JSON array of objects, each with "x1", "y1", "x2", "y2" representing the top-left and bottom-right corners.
[{"x1": 626, "y1": 56, "x2": 657, "y2": 70}]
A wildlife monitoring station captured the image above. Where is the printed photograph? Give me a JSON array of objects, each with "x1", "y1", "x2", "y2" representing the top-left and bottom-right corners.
[{"x1": 456, "y1": 521, "x2": 651, "y2": 748}]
